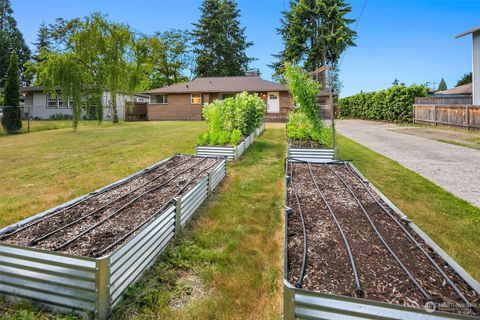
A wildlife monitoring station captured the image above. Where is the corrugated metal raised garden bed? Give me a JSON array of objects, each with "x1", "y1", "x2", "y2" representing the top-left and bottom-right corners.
[
  {"x1": 196, "y1": 123, "x2": 265, "y2": 160},
  {"x1": 284, "y1": 159, "x2": 480, "y2": 319},
  {"x1": 0, "y1": 154, "x2": 226, "y2": 319}
]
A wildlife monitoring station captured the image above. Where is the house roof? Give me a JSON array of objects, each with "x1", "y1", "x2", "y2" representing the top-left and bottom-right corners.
[
  {"x1": 144, "y1": 76, "x2": 288, "y2": 94},
  {"x1": 455, "y1": 25, "x2": 480, "y2": 38},
  {"x1": 435, "y1": 83, "x2": 472, "y2": 95},
  {"x1": 19, "y1": 86, "x2": 149, "y2": 97}
]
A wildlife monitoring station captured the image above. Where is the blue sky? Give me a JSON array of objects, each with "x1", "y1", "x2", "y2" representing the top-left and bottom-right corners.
[{"x1": 11, "y1": 0, "x2": 480, "y2": 97}]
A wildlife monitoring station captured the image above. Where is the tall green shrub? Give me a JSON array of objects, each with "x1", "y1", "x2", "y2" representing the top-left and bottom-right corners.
[
  {"x1": 339, "y1": 85, "x2": 428, "y2": 123},
  {"x1": 1, "y1": 51, "x2": 22, "y2": 134},
  {"x1": 284, "y1": 63, "x2": 321, "y2": 128}
]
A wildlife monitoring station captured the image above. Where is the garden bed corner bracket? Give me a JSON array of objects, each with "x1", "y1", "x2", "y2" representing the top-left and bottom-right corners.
[
  {"x1": 174, "y1": 196, "x2": 182, "y2": 236},
  {"x1": 283, "y1": 280, "x2": 295, "y2": 320},
  {"x1": 95, "y1": 257, "x2": 111, "y2": 320}
]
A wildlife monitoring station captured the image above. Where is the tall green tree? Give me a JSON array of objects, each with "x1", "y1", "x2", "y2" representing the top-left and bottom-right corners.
[
  {"x1": 438, "y1": 78, "x2": 447, "y2": 91},
  {"x1": 192, "y1": 0, "x2": 254, "y2": 77},
  {"x1": 456, "y1": 72, "x2": 472, "y2": 87},
  {"x1": 146, "y1": 29, "x2": 191, "y2": 89},
  {"x1": 273, "y1": 0, "x2": 356, "y2": 83},
  {"x1": 1, "y1": 51, "x2": 21, "y2": 134},
  {"x1": 0, "y1": 0, "x2": 31, "y2": 86},
  {"x1": 35, "y1": 13, "x2": 143, "y2": 126}
]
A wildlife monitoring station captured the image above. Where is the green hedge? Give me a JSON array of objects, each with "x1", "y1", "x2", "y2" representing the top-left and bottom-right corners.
[{"x1": 338, "y1": 85, "x2": 428, "y2": 123}]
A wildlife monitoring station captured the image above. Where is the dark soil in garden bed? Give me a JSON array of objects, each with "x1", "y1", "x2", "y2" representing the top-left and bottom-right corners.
[
  {"x1": 289, "y1": 139, "x2": 329, "y2": 148},
  {"x1": 287, "y1": 162, "x2": 479, "y2": 316},
  {"x1": 1, "y1": 155, "x2": 222, "y2": 257}
]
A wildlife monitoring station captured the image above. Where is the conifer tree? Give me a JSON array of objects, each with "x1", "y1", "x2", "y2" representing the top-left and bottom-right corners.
[
  {"x1": 273, "y1": 0, "x2": 356, "y2": 82},
  {"x1": 1, "y1": 51, "x2": 21, "y2": 134},
  {"x1": 33, "y1": 21, "x2": 52, "y2": 63},
  {"x1": 0, "y1": 0, "x2": 31, "y2": 86},
  {"x1": 191, "y1": 0, "x2": 254, "y2": 77},
  {"x1": 438, "y1": 78, "x2": 447, "y2": 91}
]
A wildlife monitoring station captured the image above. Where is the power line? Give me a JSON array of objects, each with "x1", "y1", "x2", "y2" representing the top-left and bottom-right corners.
[{"x1": 339, "y1": 0, "x2": 368, "y2": 67}]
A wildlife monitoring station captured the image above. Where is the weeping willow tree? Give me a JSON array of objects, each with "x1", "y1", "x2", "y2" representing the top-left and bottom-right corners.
[{"x1": 34, "y1": 13, "x2": 141, "y2": 127}]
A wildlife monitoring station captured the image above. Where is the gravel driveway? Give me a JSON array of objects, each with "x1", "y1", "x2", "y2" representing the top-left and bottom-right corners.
[{"x1": 336, "y1": 119, "x2": 480, "y2": 208}]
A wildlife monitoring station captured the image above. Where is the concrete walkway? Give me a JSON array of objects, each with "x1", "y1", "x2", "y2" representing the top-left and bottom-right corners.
[{"x1": 336, "y1": 119, "x2": 480, "y2": 208}]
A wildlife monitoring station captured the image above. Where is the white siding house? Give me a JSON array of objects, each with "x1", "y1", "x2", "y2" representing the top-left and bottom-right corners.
[
  {"x1": 456, "y1": 26, "x2": 480, "y2": 105},
  {"x1": 20, "y1": 87, "x2": 149, "y2": 120}
]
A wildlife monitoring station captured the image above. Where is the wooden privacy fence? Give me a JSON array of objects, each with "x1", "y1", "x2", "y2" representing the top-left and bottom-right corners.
[
  {"x1": 413, "y1": 104, "x2": 480, "y2": 130},
  {"x1": 125, "y1": 102, "x2": 148, "y2": 121}
]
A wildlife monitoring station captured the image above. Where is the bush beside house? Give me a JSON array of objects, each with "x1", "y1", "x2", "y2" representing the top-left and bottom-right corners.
[{"x1": 338, "y1": 85, "x2": 428, "y2": 123}]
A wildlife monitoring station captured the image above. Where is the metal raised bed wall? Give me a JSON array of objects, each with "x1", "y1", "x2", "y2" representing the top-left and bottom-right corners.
[
  {"x1": 288, "y1": 146, "x2": 335, "y2": 163},
  {"x1": 283, "y1": 159, "x2": 480, "y2": 320},
  {"x1": 0, "y1": 155, "x2": 227, "y2": 319},
  {"x1": 196, "y1": 124, "x2": 264, "y2": 160}
]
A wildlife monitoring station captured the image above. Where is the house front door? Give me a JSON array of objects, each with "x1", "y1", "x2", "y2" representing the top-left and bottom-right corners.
[{"x1": 267, "y1": 92, "x2": 280, "y2": 113}]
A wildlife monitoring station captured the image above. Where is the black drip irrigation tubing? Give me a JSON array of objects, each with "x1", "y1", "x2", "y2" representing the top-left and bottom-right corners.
[
  {"x1": 52, "y1": 157, "x2": 209, "y2": 252},
  {"x1": 343, "y1": 163, "x2": 477, "y2": 314},
  {"x1": 324, "y1": 164, "x2": 433, "y2": 302},
  {"x1": 92, "y1": 159, "x2": 222, "y2": 257},
  {"x1": 27, "y1": 156, "x2": 193, "y2": 246},
  {"x1": 0, "y1": 154, "x2": 184, "y2": 241},
  {"x1": 288, "y1": 162, "x2": 308, "y2": 289},
  {"x1": 304, "y1": 162, "x2": 364, "y2": 297}
]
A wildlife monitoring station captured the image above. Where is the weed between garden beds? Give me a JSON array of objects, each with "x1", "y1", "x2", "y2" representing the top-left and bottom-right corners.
[
  {"x1": 287, "y1": 162, "x2": 479, "y2": 315},
  {"x1": 1, "y1": 154, "x2": 222, "y2": 257}
]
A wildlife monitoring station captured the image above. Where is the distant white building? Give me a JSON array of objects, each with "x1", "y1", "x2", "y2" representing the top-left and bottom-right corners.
[
  {"x1": 456, "y1": 26, "x2": 480, "y2": 105},
  {"x1": 20, "y1": 86, "x2": 149, "y2": 120}
]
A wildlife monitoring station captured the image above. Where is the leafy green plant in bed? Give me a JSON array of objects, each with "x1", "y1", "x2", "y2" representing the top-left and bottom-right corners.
[
  {"x1": 284, "y1": 63, "x2": 332, "y2": 147},
  {"x1": 199, "y1": 92, "x2": 265, "y2": 146}
]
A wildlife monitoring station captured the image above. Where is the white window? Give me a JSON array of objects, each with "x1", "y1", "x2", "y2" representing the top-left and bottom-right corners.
[
  {"x1": 269, "y1": 94, "x2": 278, "y2": 100},
  {"x1": 47, "y1": 94, "x2": 58, "y2": 108},
  {"x1": 191, "y1": 93, "x2": 202, "y2": 104},
  {"x1": 46, "y1": 93, "x2": 71, "y2": 108},
  {"x1": 152, "y1": 94, "x2": 168, "y2": 104}
]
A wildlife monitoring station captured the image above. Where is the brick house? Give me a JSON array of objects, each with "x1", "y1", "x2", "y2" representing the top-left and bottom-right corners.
[{"x1": 145, "y1": 74, "x2": 293, "y2": 121}]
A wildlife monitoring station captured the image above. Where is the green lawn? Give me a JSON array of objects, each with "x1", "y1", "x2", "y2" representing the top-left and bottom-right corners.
[
  {"x1": 337, "y1": 134, "x2": 480, "y2": 281},
  {"x1": 0, "y1": 123, "x2": 478, "y2": 319},
  {"x1": 0, "y1": 120, "x2": 118, "y2": 136}
]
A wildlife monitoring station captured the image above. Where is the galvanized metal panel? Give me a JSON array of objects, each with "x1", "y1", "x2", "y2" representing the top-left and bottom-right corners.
[
  {"x1": 181, "y1": 193, "x2": 208, "y2": 226},
  {"x1": 110, "y1": 228, "x2": 174, "y2": 306},
  {"x1": 0, "y1": 244, "x2": 97, "y2": 313},
  {"x1": 196, "y1": 146, "x2": 236, "y2": 160},
  {"x1": 288, "y1": 147, "x2": 335, "y2": 163},
  {"x1": 291, "y1": 287, "x2": 478, "y2": 320},
  {"x1": 181, "y1": 177, "x2": 209, "y2": 226},
  {"x1": 210, "y1": 161, "x2": 226, "y2": 190}
]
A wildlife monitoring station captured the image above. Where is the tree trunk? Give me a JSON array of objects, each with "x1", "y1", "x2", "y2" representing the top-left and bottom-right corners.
[{"x1": 111, "y1": 91, "x2": 119, "y2": 123}]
